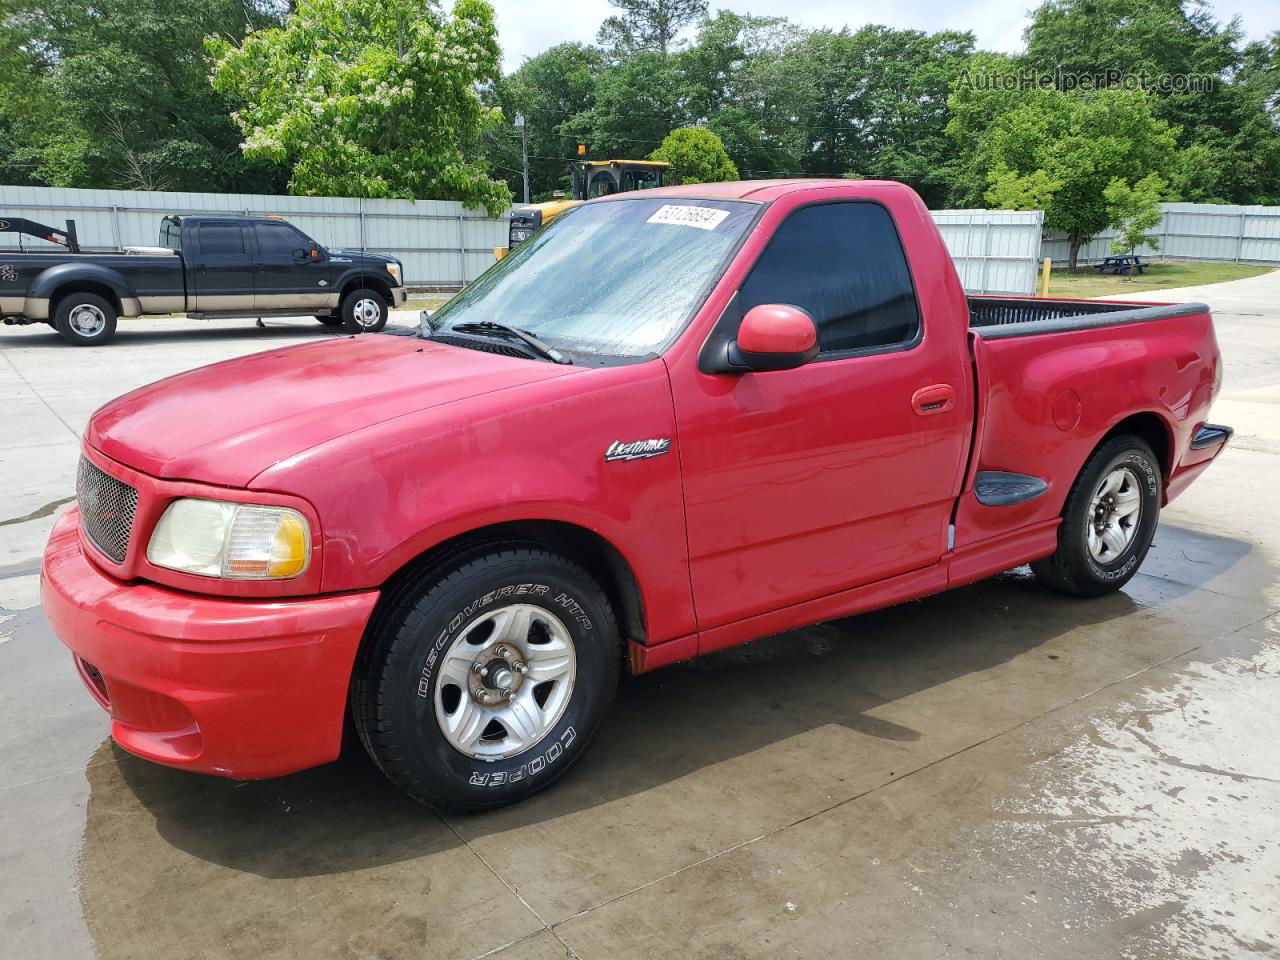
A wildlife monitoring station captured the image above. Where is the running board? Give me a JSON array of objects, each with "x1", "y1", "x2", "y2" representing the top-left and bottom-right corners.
[
  {"x1": 974, "y1": 470, "x2": 1049, "y2": 507},
  {"x1": 186, "y1": 308, "x2": 327, "y2": 320}
]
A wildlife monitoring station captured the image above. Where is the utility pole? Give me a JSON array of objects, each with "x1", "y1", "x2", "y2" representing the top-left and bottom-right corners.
[{"x1": 515, "y1": 114, "x2": 529, "y2": 204}]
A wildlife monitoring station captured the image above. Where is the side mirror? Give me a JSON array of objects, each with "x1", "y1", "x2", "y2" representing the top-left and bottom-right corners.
[{"x1": 727, "y1": 304, "x2": 820, "y2": 372}]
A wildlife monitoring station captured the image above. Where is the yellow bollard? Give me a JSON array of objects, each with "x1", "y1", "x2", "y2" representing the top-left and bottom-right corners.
[{"x1": 1038, "y1": 257, "x2": 1052, "y2": 297}]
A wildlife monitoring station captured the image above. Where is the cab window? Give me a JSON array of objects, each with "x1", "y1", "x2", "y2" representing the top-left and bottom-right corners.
[
  {"x1": 254, "y1": 222, "x2": 307, "y2": 260},
  {"x1": 197, "y1": 222, "x2": 245, "y2": 256},
  {"x1": 739, "y1": 202, "x2": 920, "y2": 355},
  {"x1": 622, "y1": 169, "x2": 661, "y2": 191}
]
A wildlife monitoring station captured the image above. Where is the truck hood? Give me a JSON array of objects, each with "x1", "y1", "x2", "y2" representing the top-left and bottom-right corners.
[{"x1": 87, "y1": 335, "x2": 579, "y2": 487}]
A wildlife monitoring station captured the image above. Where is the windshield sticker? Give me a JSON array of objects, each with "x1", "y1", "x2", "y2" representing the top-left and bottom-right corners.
[{"x1": 646, "y1": 205, "x2": 730, "y2": 231}]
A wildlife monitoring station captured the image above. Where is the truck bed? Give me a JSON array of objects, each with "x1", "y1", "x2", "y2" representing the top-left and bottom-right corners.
[
  {"x1": 958, "y1": 292, "x2": 1219, "y2": 555},
  {"x1": 967, "y1": 295, "x2": 1208, "y2": 339}
]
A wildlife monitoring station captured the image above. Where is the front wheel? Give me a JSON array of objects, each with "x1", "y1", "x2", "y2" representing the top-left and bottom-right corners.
[
  {"x1": 1031, "y1": 435, "x2": 1161, "y2": 596},
  {"x1": 53, "y1": 293, "x2": 118, "y2": 346},
  {"x1": 351, "y1": 546, "x2": 621, "y2": 811},
  {"x1": 340, "y1": 288, "x2": 388, "y2": 333}
]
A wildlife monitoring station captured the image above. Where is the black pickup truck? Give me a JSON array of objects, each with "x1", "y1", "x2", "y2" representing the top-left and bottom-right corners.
[{"x1": 0, "y1": 214, "x2": 407, "y2": 345}]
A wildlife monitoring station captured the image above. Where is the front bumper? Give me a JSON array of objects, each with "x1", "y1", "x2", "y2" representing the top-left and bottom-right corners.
[
  {"x1": 391, "y1": 285, "x2": 408, "y2": 307},
  {"x1": 41, "y1": 508, "x2": 378, "y2": 779}
]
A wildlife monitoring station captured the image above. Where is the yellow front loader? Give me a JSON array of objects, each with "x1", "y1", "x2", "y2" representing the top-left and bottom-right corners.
[{"x1": 495, "y1": 153, "x2": 671, "y2": 260}]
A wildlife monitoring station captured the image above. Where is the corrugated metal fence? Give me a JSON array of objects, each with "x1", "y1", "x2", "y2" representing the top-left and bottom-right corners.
[
  {"x1": 0, "y1": 185, "x2": 509, "y2": 288},
  {"x1": 931, "y1": 209, "x2": 1045, "y2": 295},
  {"x1": 1, "y1": 185, "x2": 1046, "y2": 295},
  {"x1": 1044, "y1": 202, "x2": 1280, "y2": 265}
]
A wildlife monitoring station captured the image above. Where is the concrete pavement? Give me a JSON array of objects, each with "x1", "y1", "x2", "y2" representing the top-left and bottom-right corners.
[{"x1": 1, "y1": 279, "x2": 1278, "y2": 960}]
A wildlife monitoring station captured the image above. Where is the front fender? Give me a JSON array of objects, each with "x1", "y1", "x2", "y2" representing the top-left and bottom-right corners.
[
  {"x1": 251, "y1": 359, "x2": 698, "y2": 645},
  {"x1": 333, "y1": 264, "x2": 394, "y2": 296}
]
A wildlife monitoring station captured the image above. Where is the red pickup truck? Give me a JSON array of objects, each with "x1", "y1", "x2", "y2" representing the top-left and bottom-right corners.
[{"x1": 42, "y1": 180, "x2": 1231, "y2": 811}]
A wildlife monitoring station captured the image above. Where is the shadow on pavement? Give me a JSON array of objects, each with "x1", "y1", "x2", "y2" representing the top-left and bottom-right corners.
[
  {"x1": 86, "y1": 521, "x2": 1246, "y2": 872},
  {"x1": 1, "y1": 320, "x2": 351, "y2": 350},
  {"x1": 72, "y1": 522, "x2": 1258, "y2": 957}
]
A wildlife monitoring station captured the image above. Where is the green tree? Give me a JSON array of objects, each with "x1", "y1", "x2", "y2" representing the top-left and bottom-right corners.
[
  {"x1": 597, "y1": 0, "x2": 708, "y2": 57},
  {"x1": 984, "y1": 165, "x2": 1062, "y2": 210},
  {"x1": 648, "y1": 127, "x2": 738, "y2": 183},
  {"x1": 955, "y1": 87, "x2": 1176, "y2": 269},
  {"x1": 210, "y1": 0, "x2": 512, "y2": 213},
  {"x1": 1105, "y1": 173, "x2": 1166, "y2": 265},
  {"x1": 0, "y1": 0, "x2": 287, "y2": 191},
  {"x1": 763, "y1": 25, "x2": 974, "y2": 205},
  {"x1": 490, "y1": 43, "x2": 606, "y2": 198},
  {"x1": 566, "y1": 50, "x2": 690, "y2": 160},
  {"x1": 1022, "y1": 0, "x2": 1280, "y2": 205}
]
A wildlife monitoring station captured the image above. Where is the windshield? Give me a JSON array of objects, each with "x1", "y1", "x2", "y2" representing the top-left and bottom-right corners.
[{"x1": 430, "y1": 197, "x2": 757, "y2": 359}]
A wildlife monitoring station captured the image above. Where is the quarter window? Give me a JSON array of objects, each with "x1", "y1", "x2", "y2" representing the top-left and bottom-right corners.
[{"x1": 739, "y1": 202, "x2": 920, "y2": 354}]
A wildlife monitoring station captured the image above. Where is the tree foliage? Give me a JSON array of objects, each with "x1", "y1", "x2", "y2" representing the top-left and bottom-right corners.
[
  {"x1": 210, "y1": 0, "x2": 511, "y2": 212},
  {"x1": 3, "y1": 0, "x2": 1278, "y2": 218},
  {"x1": 956, "y1": 86, "x2": 1176, "y2": 268},
  {"x1": 1022, "y1": 0, "x2": 1280, "y2": 205},
  {"x1": 1105, "y1": 173, "x2": 1167, "y2": 259},
  {"x1": 0, "y1": 0, "x2": 287, "y2": 191},
  {"x1": 649, "y1": 127, "x2": 737, "y2": 183},
  {"x1": 597, "y1": 0, "x2": 708, "y2": 57}
]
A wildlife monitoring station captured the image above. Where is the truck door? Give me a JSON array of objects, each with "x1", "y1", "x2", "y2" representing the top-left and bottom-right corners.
[
  {"x1": 251, "y1": 221, "x2": 334, "y2": 312},
  {"x1": 674, "y1": 200, "x2": 972, "y2": 630},
  {"x1": 190, "y1": 221, "x2": 255, "y2": 312}
]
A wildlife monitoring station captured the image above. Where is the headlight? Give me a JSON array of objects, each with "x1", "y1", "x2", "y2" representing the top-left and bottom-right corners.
[
  {"x1": 147, "y1": 499, "x2": 311, "y2": 580},
  {"x1": 385, "y1": 262, "x2": 402, "y2": 284}
]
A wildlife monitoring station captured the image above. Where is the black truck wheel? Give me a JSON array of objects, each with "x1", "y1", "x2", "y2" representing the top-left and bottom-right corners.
[
  {"x1": 340, "y1": 288, "x2": 388, "y2": 333},
  {"x1": 1031, "y1": 435, "x2": 1161, "y2": 597},
  {"x1": 53, "y1": 293, "x2": 118, "y2": 346},
  {"x1": 351, "y1": 546, "x2": 621, "y2": 812}
]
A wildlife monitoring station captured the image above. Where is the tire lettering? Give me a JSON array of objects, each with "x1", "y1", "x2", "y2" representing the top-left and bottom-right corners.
[
  {"x1": 554, "y1": 592, "x2": 592, "y2": 630},
  {"x1": 467, "y1": 727, "x2": 577, "y2": 787}
]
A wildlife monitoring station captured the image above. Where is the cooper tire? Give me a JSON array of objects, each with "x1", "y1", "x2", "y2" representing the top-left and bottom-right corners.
[
  {"x1": 1031, "y1": 435, "x2": 1161, "y2": 597},
  {"x1": 54, "y1": 293, "x2": 118, "y2": 346},
  {"x1": 352, "y1": 545, "x2": 621, "y2": 812},
  {"x1": 340, "y1": 288, "x2": 388, "y2": 333}
]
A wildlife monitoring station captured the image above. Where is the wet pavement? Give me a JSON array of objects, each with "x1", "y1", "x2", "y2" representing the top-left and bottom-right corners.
[{"x1": 2, "y1": 278, "x2": 1279, "y2": 960}]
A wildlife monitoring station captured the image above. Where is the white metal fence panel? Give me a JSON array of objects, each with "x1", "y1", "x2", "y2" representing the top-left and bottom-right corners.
[
  {"x1": 0, "y1": 184, "x2": 510, "y2": 287},
  {"x1": 2, "y1": 185, "x2": 1048, "y2": 296},
  {"x1": 930, "y1": 209, "x2": 1044, "y2": 295},
  {"x1": 1043, "y1": 201, "x2": 1280, "y2": 265}
]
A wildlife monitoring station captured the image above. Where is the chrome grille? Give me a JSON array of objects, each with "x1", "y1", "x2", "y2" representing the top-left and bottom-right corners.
[{"x1": 76, "y1": 457, "x2": 138, "y2": 563}]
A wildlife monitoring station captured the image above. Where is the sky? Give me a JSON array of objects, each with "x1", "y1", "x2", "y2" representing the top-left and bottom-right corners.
[{"x1": 488, "y1": 0, "x2": 1278, "y2": 73}]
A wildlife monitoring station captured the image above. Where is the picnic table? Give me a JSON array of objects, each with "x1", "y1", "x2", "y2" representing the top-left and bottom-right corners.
[{"x1": 1094, "y1": 255, "x2": 1147, "y2": 275}]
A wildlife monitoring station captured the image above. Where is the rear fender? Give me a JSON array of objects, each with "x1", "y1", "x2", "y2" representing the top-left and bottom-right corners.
[
  {"x1": 31, "y1": 262, "x2": 137, "y2": 313},
  {"x1": 956, "y1": 316, "x2": 1214, "y2": 546}
]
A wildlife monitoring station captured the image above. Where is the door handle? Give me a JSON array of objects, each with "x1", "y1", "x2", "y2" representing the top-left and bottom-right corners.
[{"x1": 912, "y1": 384, "x2": 955, "y2": 416}]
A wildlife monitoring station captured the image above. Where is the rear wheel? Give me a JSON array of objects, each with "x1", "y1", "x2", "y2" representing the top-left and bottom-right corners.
[
  {"x1": 340, "y1": 288, "x2": 388, "y2": 333},
  {"x1": 1031, "y1": 435, "x2": 1161, "y2": 596},
  {"x1": 351, "y1": 546, "x2": 621, "y2": 811},
  {"x1": 54, "y1": 293, "x2": 117, "y2": 346}
]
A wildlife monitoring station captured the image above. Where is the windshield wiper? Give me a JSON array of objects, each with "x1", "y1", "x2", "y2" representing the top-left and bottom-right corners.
[{"x1": 451, "y1": 321, "x2": 572, "y2": 365}]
